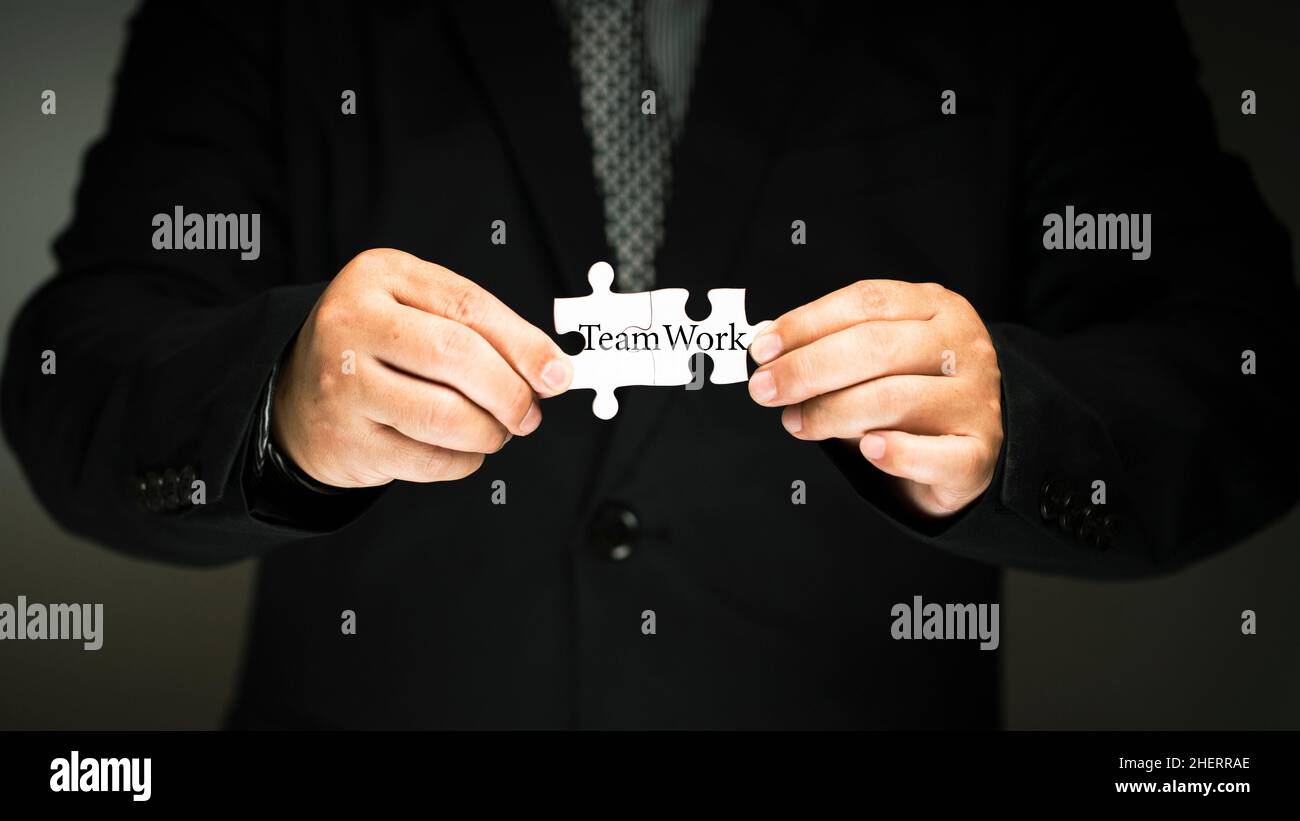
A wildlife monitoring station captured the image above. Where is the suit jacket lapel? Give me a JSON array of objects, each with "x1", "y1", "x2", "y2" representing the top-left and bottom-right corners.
[
  {"x1": 445, "y1": 0, "x2": 608, "y2": 297},
  {"x1": 656, "y1": 0, "x2": 819, "y2": 291}
]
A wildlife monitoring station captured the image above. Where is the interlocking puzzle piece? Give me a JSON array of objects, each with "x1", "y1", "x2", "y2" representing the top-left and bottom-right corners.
[
  {"x1": 554, "y1": 261, "x2": 770, "y2": 419},
  {"x1": 566, "y1": 346, "x2": 655, "y2": 420},
  {"x1": 554, "y1": 262, "x2": 655, "y2": 420},
  {"x1": 554, "y1": 261, "x2": 652, "y2": 337},
  {"x1": 643, "y1": 288, "x2": 770, "y2": 387}
]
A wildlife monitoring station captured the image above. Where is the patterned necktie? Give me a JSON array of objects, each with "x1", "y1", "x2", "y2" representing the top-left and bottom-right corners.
[{"x1": 566, "y1": 0, "x2": 674, "y2": 292}]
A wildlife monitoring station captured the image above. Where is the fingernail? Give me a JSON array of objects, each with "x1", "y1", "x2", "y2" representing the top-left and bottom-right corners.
[
  {"x1": 541, "y1": 358, "x2": 571, "y2": 392},
  {"x1": 519, "y1": 403, "x2": 541, "y2": 435},
  {"x1": 503, "y1": 434, "x2": 514, "y2": 445},
  {"x1": 749, "y1": 370, "x2": 777, "y2": 403},
  {"x1": 784, "y1": 405, "x2": 802, "y2": 434},
  {"x1": 861, "y1": 433, "x2": 886, "y2": 460},
  {"x1": 750, "y1": 331, "x2": 782, "y2": 365}
]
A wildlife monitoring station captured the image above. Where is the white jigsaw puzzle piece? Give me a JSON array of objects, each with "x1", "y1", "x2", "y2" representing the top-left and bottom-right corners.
[
  {"x1": 642, "y1": 288, "x2": 693, "y2": 386},
  {"x1": 554, "y1": 262, "x2": 771, "y2": 418},
  {"x1": 554, "y1": 261, "x2": 656, "y2": 419},
  {"x1": 566, "y1": 346, "x2": 655, "y2": 420},
  {"x1": 554, "y1": 261, "x2": 653, "y2": 336},
  {"x1": 647, "y1": 287, "x2": 771, "y2": 386}
]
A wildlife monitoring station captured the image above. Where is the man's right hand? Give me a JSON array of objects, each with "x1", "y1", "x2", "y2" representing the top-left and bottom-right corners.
[{"x1": 271, "y1": 248, "x2": 572, "y2": 488}]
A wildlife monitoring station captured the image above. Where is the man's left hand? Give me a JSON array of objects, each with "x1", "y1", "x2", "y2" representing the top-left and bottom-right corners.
[{"x1": 747, "y1": 280, "x2": 1004, "y2": 518}]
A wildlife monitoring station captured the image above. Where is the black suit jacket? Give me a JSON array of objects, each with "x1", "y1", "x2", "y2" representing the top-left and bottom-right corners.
[{"x1": 4, "y1": 1, "x2": 1297, "y2": 729}]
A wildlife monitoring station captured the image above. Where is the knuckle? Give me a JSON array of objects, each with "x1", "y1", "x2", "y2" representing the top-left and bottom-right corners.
[
  {"x1": 449, "y1": 451, "x2": 485, "y2": 480},
  {"x1": 861, "y1": 322, "x2": 894, "y2": 361},
  {"x1": 768, "y1": 363, "x2": 793, "y2": 399},
  {"x1": 958, "y1": 440, "x2": 986, "y2": 480},
  {"x1": 465, "y1": 452, "x2": 487, "y2": 477},
  {"x1": 418, "y1": 390, "x2": 457, "y2": 442},
  {"x1": 785, "y1": 351, "x2": 817, "y2": 395},
  {"x1": 932, "y1": 490, "x2": 969, "y2": 514},
  {"x1": 443, "y1": 283, "x2": 483, "y2": 326},
  {"x1": 378, "y1": 308, "x2": 405, "y2": 346},
  {"x1": 504, "y1": 378, "x2": 534, "y2": 425},
  {"x1": 350, "y1": 248, "x2": 384, "y2": 270},
  {"x1": 415, "y1": 446, "x2": 452, "y2": 481},
  {"x1": 945, "y1": 287, "x2": 975, "y2": 315},
  {"x1": 521, "y1": 331, "x2": 556, "y2": 374},
  {"x1": 433, "y1": 322, "x2": 472, "y2": 364},
  {"x1": 985, "y1": 389, "x2": 1003, "y2": 421},
  {"x1": 800, "y1": 401, "x2": 824, "y2": 437},
  {"x1": 309, "y1": 348, "x2": 356, "y2": 400},
  {"x1": 853, "y1": 280, "x2": 884, "y2": 317},
  {"x1": 347, "y1": 247, "x2": 396, "y2": 278},
  {"x1": 871, "y1": 379, "x2": 901, "y2": 415},
  {"x1": 490, "y1": 428, "x2": 511, "y2": 453},
  {"x1": 970, "y1": 335, "x2": 997, "y2": 363},
  {"x1": 314, "y1": 295, "x2": 353, "y2": 331},
  {"x1": 985, "y1": 415, "x2": 1005, "y2": 454},
  {"x1": 312, "y1": 363, "x2": 335, "y2": 395}
]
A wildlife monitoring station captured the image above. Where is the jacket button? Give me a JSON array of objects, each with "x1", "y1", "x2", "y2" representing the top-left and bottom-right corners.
[
  {"x1": 1076, "y1": 506, "x2": 1104, "y2": 549},
  {"x1": 177, "y1": 465, "x2": 197, "y2": 507},
  {"x1": 1057, "y1": 490, "x2": 1086, "y2": 534},
  {"x1": 590, "y1": 501, "x2": 639, "y2": 562},
  {"x1": 1039, "y1": 480, "x2": 1066, "y2": 520},
  {"x1": 142, "y1": 471, "x2": 165, "y2": 513},
  {"x1": 161, "y1": 468, "x2": 181, "y2": 510}
]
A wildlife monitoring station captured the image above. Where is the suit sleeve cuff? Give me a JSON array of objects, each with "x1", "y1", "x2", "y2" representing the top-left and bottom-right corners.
[
  {"x1": 240, "y1": 333, "x2": 386, "y2": 532},
  {"x1": 823, "y1": 322, "x2": 1148, "y2": 576}
]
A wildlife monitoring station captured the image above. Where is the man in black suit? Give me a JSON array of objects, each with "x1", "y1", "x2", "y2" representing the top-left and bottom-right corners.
[{"x1": 3, "y1": 1, "x2": 1297, "y2": 729}]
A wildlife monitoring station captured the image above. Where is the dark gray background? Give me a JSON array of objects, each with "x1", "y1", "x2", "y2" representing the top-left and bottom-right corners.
[{"x1": 1, "y1": 0, "x2": 1296, "y2": 729}]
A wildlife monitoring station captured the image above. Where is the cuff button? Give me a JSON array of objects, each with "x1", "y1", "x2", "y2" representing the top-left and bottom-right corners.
[{"x1": 1039, "y1": 480, "x2": 1066, "y2": 520}]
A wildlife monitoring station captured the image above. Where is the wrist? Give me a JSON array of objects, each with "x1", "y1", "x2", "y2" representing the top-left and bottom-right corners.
[{"x1": 258, "y1": 359, "x2": 346, "y2": 496}]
